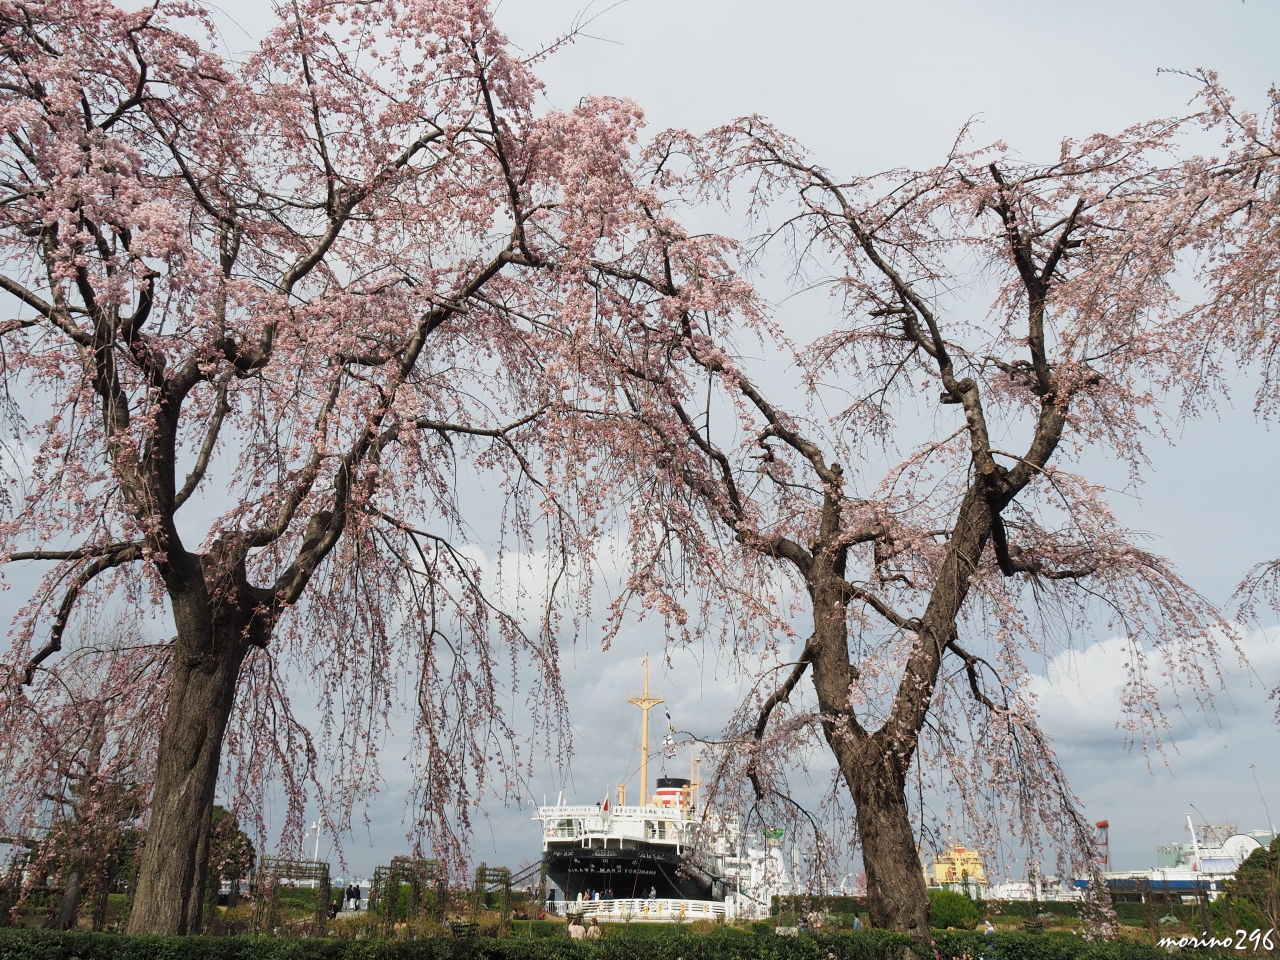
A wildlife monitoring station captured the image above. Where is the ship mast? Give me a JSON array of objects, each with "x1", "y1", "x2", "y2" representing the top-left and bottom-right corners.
[{"x1": 628, "y1": 654, "x2": 665, "y2": 807}]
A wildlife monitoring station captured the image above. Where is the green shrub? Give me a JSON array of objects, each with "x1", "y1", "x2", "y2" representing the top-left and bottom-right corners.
[
  {"x1": 929, "y1": 889, "x2": 980, "y2": 930},
  {"x1": 0, "y1": 925, "x2": 1230, "y2": 960},
  {"x1": 984, "y1": 901, "x2": 1083, "y2": 919},
  {"x1": 926, "y1": 931, "x2": 1184, "y2": 960},
  {"x1": 511, "y1": 920, "x2": 565, "y2": 939},
  {"x1": 771, "y1": 894, "x2": 868, "y2": 915}
]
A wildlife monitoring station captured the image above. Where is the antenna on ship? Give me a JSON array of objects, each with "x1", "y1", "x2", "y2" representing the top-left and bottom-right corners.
[
  {"x1": 1250, "y1": 765, "x2": 1277, "y2": 837},
  {"x1": 690, "y1": 749, "x2": 702, "y2": 812},
  {"x1": 628, "y1": 653, "x2": 664, "y2": 808}
]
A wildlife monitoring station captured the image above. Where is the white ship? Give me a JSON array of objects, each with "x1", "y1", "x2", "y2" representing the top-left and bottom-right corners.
[
  {"x1": 1086, "y1": 815, "x2": 1275, "y2": 901},
  {"x1": 533, "y1": 658, "x2": 788, "y2": 921}
]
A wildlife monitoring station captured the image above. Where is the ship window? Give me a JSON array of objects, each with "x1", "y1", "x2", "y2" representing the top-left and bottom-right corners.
[{"x1": 645, "y1": 820, "x2": 669, "y2": 840}]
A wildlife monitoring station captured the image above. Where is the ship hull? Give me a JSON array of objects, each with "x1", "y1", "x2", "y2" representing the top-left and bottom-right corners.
[{"x1": 542, "y1": 843, "x2": 721, "y2": 903}]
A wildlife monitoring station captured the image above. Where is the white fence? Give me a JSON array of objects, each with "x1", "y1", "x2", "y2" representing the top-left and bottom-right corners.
[{"x1": 544, "y1": 897, "x2": 734, "y2": 923}]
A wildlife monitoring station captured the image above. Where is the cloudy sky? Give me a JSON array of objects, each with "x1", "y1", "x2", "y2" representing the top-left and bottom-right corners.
[{"x1": 6, "y1": 0, "x2": 1277, "y2": 884}]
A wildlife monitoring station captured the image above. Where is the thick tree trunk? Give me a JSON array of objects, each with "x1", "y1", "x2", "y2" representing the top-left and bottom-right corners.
[
  {"x1": 806, "y1": 553, "x2": 934, "y2": 937},
  {"x1": 843, "y1": 750, "x2": 930, "y2": 936},
  {"x1": 127, "y1": 592, "x2": 249, "y2": 935}
]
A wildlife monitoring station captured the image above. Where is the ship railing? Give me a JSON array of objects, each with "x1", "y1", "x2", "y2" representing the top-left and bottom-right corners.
[
  {"x1": 535, "y1": 805, "x2": 694, "y2": 820},
  {"x1": 542, "y1": 897, "x2": 732, "y2": 923}
]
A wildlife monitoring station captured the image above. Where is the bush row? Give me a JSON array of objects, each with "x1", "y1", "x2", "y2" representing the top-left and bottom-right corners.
[
  {"x1": 772, "y1": 896, "x2": 868, "y2": 915},
  {"x1": 768, "y1": 898, "x2": 1214, "y2": 924},
  {"x1": 0, "y1": 927, "x2": 1196, "y2": 960}
]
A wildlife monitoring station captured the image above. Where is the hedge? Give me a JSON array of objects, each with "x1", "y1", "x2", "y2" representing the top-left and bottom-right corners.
[
  {"x1": 769, "y1": 899, "x2": 1211, "y2": 925},
  {"x1": 0, "y1": 928, "x2": 1208, "y2": 960},
  {"x1": 772, "y1": 895, "x2": 868, "y2": 915}
]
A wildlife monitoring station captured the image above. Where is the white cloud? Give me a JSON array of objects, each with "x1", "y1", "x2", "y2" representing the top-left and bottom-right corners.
[{"x1": 1027, "y1": 626, "x2": 1280, "y2": 871}]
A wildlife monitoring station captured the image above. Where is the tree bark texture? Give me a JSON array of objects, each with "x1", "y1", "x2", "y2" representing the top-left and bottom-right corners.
[
  {"x1": 127, "y1": 587, "x2": 252, "y2": 935},
  {"x1": 845, "y1": 756, "x2": 930, "y2": 936},
  {"x1": 800, "y1": 490, "x2": 994, "y2": 936},
  {"x1": 807, "y1": 582, "x2": 928, "y2": 935}
]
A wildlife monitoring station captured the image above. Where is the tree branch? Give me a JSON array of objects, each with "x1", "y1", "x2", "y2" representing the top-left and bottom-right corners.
[
  {"x1": 173, "y1": 376, "x2": 231, "y2": 510},
  {"x1": 748, "y1": 646, "x2": 812, "y2": 799},
  {"x1": 945, "y1": 635, "x2": 1005, "y2": 713},
  {"x1": 24, "y1": 543, "x2": 144, "y2": 684}
]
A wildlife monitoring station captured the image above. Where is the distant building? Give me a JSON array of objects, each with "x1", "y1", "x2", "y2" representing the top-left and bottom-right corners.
[{"x1": 925, "y1": 845, "x2": 988, "y2": 894}]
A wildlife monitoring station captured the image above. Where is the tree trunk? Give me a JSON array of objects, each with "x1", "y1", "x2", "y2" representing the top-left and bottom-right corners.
[
  {"x1": 807, "y1": 559, "x2": 933, "y2": 937},
  {"x1": 844, "y1": 749, "x2": 930, "y2": 936},
  {"x1": 52, "y1": 870, "x2": 81, "y2": 929},
  {"x1": 127, "y1": 592, "x2": 250, "y2": 935}
]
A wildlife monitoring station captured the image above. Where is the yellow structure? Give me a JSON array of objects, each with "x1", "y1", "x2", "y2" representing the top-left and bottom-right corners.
[
  {"x1": 627, "y1": 654, "x2": 664, "y2": 806},
  {"x1": 926, "y1": 844, "x2": 988, "y2": 889}
]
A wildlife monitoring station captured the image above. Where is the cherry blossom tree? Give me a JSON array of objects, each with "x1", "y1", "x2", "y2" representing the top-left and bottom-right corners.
[
  {"x1": 0, "y1": 0, "x2": 645, "y2": 934},
  {"x1": 577, "y1": 121, "x2": 1233, "y2": 933},
  {"x1": 1179, "y1": 75, "x2": 1280, "y2": 628},
  {"x1": 0, "y1": 617, "x2": 155, "y2": 930}
]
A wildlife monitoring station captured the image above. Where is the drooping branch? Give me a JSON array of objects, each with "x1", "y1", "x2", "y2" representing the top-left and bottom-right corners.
[
  {"x1": 747, "y1": 650, "x2": 814, "y2": 798},
  {"x1": 24, "y1": 543, "x2": 144, "y2": 684},
  {"x1": 268, "y1": 237, "x2": 524, "y2": 607},
  {"x1": 753, "y1": 648, "x2": 813, "y2": 744},
  {"x1": 383, "y1": 406, "x2": 545, "y2": 445},
  {"x1": 945, "y1": 635, "x2": 1006, "y2": 713},
  {"x1": 989, "y1": 514, "x2": 1098, "y2": 581}
]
